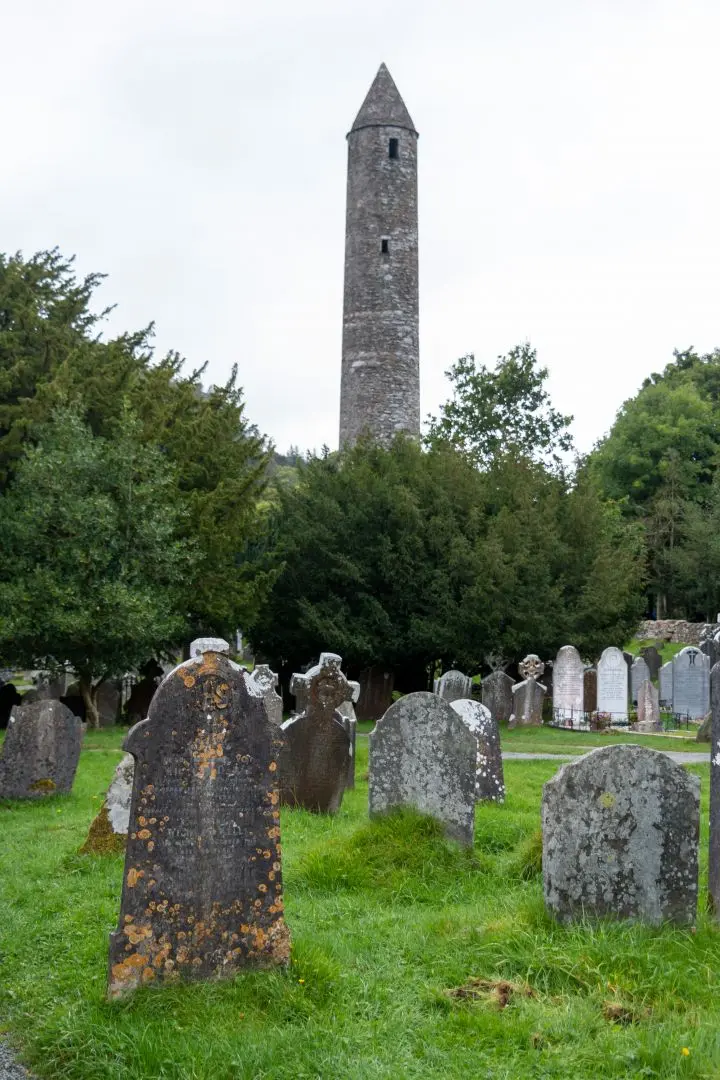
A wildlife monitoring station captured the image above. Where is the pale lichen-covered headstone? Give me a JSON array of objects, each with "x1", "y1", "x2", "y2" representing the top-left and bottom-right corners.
[
  {"x1": 509, "y1": 655, "x2": 546, "y2": 728},
  {"x1": 281, "y1": 653, "x2": 351, "y2": 813},
  {"x1": 630, "y1": 656, "x2": 651, "y2": 704},
  {"x1": 543, "y1": 745, "x2": 699, "y2": 925},
  {"x1": 0, "y1": 700, "x2": 83, "y2": 799},
  {"x1": 583, "y1": 668, "x2": 597, "y2": 713},
  {"x1": 369, "y1": 692, "x2": 476, "y2": 845},
  {"x1": 672, "y1": 646, "x2": 710, "y2": 720},
  {"x1": 107, "y1": 647, "x2": 290, "y2": 999},
  {"x1": 659, "y1": 661, "x2": 673, "y2": 707},
  {"x1": 249, "y1": 665, "x2": 283, "y2": 727},
  {"x1": 633, "y1": 680, "x2": 661, "y2": 732},
  {"x1": 433, "y1": 669, "x2": 473, "y2": 703},
  {"x1": 81, "y1": 753, "x2": 134, "y2": 853},
  {"x1": 597, "y1": 647, "x2": 628, "y2": 720},
  {"x1": 709, "y1": 662, "x2": 720, "y2": 918},
  {"x1": 553, "y1": 645, "x2": 584, "y2": 721},
  {"x1": 481, "y1": 670, "x2": 513, "y2": 723},
  {"x1": 450, "y1": 698, "x2": 504, "y2": 803}
]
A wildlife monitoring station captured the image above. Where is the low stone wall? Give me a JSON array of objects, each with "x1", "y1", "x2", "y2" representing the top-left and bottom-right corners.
[{"x1": 637, "y1": 620, "x2": 717, "y2": 645}]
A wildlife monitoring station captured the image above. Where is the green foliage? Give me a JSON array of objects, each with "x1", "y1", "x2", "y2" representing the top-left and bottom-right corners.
[
  {"x1": 425, "y1": 343, "x2": 574, "y2": 470},
  {"x1": 249, "y1": 439, "x2": 645, "y2": 675},
  {"x1": 0, "y1": 409, "x2": 193, "y2": 723}
]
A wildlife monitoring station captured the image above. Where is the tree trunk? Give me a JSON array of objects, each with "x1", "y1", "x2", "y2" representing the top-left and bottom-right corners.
[{"x1": 79, "y1": 676, "x2": 100, "y2": 729}]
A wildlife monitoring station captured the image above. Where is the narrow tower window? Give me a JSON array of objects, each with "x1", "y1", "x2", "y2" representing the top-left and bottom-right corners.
[
  {"x1": 388, "y1": 138, "x2": 399, "y2": 159},
  {"x1": 381, "y1": 238, "x2": 389, "y2": 254}
]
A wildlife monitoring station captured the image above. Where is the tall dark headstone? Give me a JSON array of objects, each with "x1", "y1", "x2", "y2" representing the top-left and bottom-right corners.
[
  {"x1": 640, "y1": 645, "x2": 662, "y2": 681},
  {"x1": 107, "y1": 648, "x2": 290, "y2": 999},
  {"x1": 709, "y1": 662, "x2": 720, "y2": 917},
  {"x1": 281, "y1": 653, "x2": 352, "y2": 813},
  {"x1": 583, "y1": 668, "x2": 597, "y2": 713},
  {"x1": 434, "y1": 669, "x2": 472, "y2": 703},
  {"x1": 0, "y1": 700, "x2": 82, "y2": 799},
  {"x1": 356, "y1": 665, "x2": 394, "y2": 721},
  {"x1": 481, "y1": 670, "x2": 513, "y2": 723}
]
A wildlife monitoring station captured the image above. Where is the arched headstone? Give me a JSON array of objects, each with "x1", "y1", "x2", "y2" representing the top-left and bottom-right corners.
[
  {"x1": 596, "y1": 647, "x2": 628, "y2": 721},
  {"x1": 450, "y1": 699, "x2": 504, "y2": 803},
  {"x1": 553, "y1": 646, "x2": 584, "y2": 721},
  {"x1": 433, "y1": 669, "x2": 472, "y2": 703},
  {"x1": 672, "y1": 646, "x2": 710, "y2": 720},
  {"x1": 0, "y1": 700, "x2": 82, "y2": 799}
]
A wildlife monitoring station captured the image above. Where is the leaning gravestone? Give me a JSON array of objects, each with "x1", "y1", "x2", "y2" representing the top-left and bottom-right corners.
[
  {"x1": 553, "y1": 646, "x2": 584, "y2": 721},
  {"x1": 481, "y1": 670, "x2": 513, "y2": 723},
  {"x1": 630, "y1": 656, "x2": 651, "y2": 705},
  {"x1": 709, "y1": 662, "x2": 720, "y2": 918},
  {"x1": 107, "y1": 645, "x2": 290, "y2": 999},
  {"x1": 249, "y1": 665, "x2": 283, "y2": 727},
  {"x1": 370, "y1": 692, "x2": 476, "y2": 845},
  {"x1": 509, "y1": 655, "x2": 546, "y2": 727},
  {"x1": 640, "y1": 645, "x2": 662, "y2": 681},
  {"x1": 583, "y1": 668, "x2": 597, "y2": 713},
  {"x1": 0, "y1": 700, "x2": 83, "y2": 799},
  {"x1": 543, "y1": 745, "x2": 699, "y2": 924},
  {"x1": 281, "y1": 653, "x2": 352, "y2": 813},
  {"x1": 672, "y1": 646, "x2": 710, "y2": 720},
  {"x1": 81, "y1": 753, "x2": 134, "y2": 853},
  {"x1": 450, "y1": 699, "x2": 504, "y2": 803},
  {"x1": 659, "y1": 661, "x2": 673, "y2": 707},
  {"x1": 433, "y1": 669, "x2": 473, "y2": 703},
  {"x1": 633, "y1": 680, "x2": 661, "y2": 732},
  {"x1": 597, "y1": 647, "x2": 628, "y2": 720}
]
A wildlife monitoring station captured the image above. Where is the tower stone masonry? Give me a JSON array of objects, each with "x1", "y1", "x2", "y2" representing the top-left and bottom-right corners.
[{"x1": 339, "y1": 63, "x2": 420, "y2": 447}]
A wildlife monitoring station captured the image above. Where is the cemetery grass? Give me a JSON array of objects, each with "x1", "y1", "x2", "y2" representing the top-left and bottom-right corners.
[
  {"x1": 500, "y1": 724, "x2": 701, "y2": 755},
  {"x1": 0, "y1": 739, "x2": 718, "y2": 1078}
]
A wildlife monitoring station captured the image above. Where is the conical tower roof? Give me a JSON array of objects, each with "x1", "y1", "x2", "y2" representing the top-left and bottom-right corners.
[{"x1": 350, "y1": 63, "x2": 417, "y2": 135}]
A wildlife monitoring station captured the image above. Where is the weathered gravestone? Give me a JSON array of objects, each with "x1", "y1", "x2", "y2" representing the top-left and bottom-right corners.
[
  {"x1": 0, "y1": 700, "x2": 83, "y2": 799},
  {"x1": 630, "y1": 656, "x2": 651, "y2": 705},
  {"x1": 433, "y1": 669, "x2": 473, "y2": 703},
  {"x1": 659, "y1": 662, "x2": 673, "y2": 707},
  {"x1": 509, "y1": 655, "x2": 546, "y2": 728},
  {"x1": 481, "y1": 670, "x2": 513, "y2": 723},
  {"x1": 281, "y1": 653, "x2": 352, "y2": 813},
  {"x1": 672, "y1": 646, "x2": 710, "y2": 720},
  {"x1": 553, "y1": 646, "x2": 584, "y2": 721},
  {"x1": 543, "y1": 745, "x2": 699, "y2": 924},
  {"x1": 709, "y1": 662, "x2": 720, "y2": 917},
  {"x1": 640, "y1": 645, "x2": 662, "y2": 681},
  {"x1": 107, "y1": 646, "x2": 289, "y2": 998},
  {"x1": 249, "y1": 665, "x2": 283, "y2": 727},
  {"x1": 633, "y1": 680, "x2": 661, "y2": 732},
  {"x1": 597, "y1": 647, "x2": 628, "y2": 720},
  {"x1": 369, "y1": 692, "x2": 476, "y2": 845},
  {"x1": 450, "y1": 698, "x2": 504, "y2": 803},
  {"x1": 583, "y1": 668, "x2": 597, "y2": 714},
  {"x1": 81, "y1": 753, "x2": 134, "y2": 853}
]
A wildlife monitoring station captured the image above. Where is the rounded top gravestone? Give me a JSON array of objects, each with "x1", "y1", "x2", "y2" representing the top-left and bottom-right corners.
[
  {"x1": 0, "y1": 699, "x2": 83, "y2": 799},
  {"x1": 596, "y1": 647, "x2": 628, "y2": 720},
  {"x1": 672, "y1": 646, "x2": 710, "y2": 720},
  {"x1": 433, "y1": 669, "x2": 473, "y2": 703},
  {"x1": 553, "y1": 645, "x2": 584, "y2": 720}
]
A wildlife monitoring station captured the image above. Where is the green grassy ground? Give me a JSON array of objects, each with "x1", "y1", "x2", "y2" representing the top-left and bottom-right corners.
[
  {"x1": 625, "y1": 639, "x2": 688, "y2": 665},
  {"x1": 0, "y1": 731, "x2": 718, "y2": 1079}
]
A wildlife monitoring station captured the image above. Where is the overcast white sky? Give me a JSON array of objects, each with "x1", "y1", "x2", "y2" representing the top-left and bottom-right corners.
[{"x1": 3, "y1": 0, "x2": 719, "y2": 455}]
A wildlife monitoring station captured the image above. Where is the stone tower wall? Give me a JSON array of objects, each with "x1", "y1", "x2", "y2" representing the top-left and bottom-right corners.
[{"x1": 340, "y1": 120, "x2": 419, "y2": 446}]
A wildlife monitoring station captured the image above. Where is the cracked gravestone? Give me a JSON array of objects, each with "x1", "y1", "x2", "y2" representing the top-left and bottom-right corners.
[
  {"x1": 542, "y1": 744, "x2": 699, "y2": 924},
  {"x1": 0, "y1": 700, "x2": 83, "y2": 799},
  {"x1": 107, "y1": 646, "x2": 290, "y2": 999},
  {"x1": 450, "y1": 698, "x2": 505, "y2": 803},
  {"x1": 281, "y1": 653, "x2": 352, "y2": 813},
  {"x1": 369, "y1": 691, "x2": 476, "y2": 845}
]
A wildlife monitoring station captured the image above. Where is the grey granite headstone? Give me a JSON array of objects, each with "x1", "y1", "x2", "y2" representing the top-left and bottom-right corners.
[
  {"x1": 510, "y1": 679, "x2": 546, "y2": 727},
  {"x1": 249, "y1": 665, "x2": 283, "y2": 727},
  {"x1": 107, "y1": 649, "x2": 289, "y2": 999},
  {"x1": 553, "y1": 645, "x2": 584, "y2": 721},
  {"x1": 543, "y1": 745, "x2": 699, "y2": 924},
  {"x1": 709, "y1": 662, "x2": 720, "y2": 918},
  {"x1": 81, "y1": 753, "x2": 134, "y2": 853},
  {"x1": 672, "y1": 646, "x2": 710, "y2": 720},
  {"x1": 659, "y1": 661, "x2": 673, "y2": 707},
  {"x1": 0, "y1": 700, "x2": 83, "y2": 799},
  {"x1": 583, "y1": 668, "x2": 597, "y2": 713},
  {"x1": 630, "y1": 656, "x2": 651, "y2": 704},
  {"x1": 633, "y1": 680, "x2": 661, "y2": 732},
  {"x1": 481, "y1": 670, "x2": 513, "y2": 723},
  {"x1": 451, "y1": 698, "x2": 504, "y2": 803},
  {"x1": 640, "y1": 645, "x2": 662, "y2": 680},
  {"x1": 597, "y1": 647, "x2": 628, "y2": 720},
  {"x1": 281, "y1": 653, "x2": 351, "y2": 813},
  {"x1": 433, "y1": 669, "x2": 473, "y2": 703},
  {"x1": 369, "y1": 692, "x2": 476, "y2": 845}
]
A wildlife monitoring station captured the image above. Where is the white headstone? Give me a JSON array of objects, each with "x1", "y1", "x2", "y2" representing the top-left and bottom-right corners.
[
  {"x1": 553, "y1": 645, "x2": 584, "y2": 721},
  {"x1": 597, "y1": 647, "x2": 628, "y2": 721}
]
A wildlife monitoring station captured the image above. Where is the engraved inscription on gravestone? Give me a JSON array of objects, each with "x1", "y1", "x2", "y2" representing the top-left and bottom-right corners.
[
  {"x1": 672, "y1": 646, "x2": 710, "y2": 720},
  {"x1": 107, "y1": 649, "x2": 289, "y2": 999},
  {"x1": 596, "y1": 647, "x2": 628, "y2": 720},
  {"x1": 553, "y1": 646, "x2": 584, "y2": 720}
]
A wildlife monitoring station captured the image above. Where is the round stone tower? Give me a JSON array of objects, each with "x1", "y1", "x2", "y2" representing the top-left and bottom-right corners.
[{"x1": 339, "y1": 63, "x2": 420, "y2": 448}]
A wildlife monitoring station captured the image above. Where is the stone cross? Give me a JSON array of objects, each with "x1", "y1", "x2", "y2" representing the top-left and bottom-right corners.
[
  {"x1": 369, "y1": 692, "x2": 476, "y2": 845},
  {"x1": 509, "y1": 655, "x2": 546, "y2": 727},
  {"x1": 543, "y1": 745, "x2": 699, "y2": 924},
  {"x1": 249, "y1": 665, "x2": 283, "y2": 727},
  {"x1": 281, "y1": 653, "x2": 352, "y2": 813},
  {"x1": 107, "y1": 647, "x2": 289, "y2": 999},
  {"x1": 0, "y1": 700, "x2": 83, "y2": 799},
  {"x1": 450, "y1": 699, "x2": 504, "y2": 803}
]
